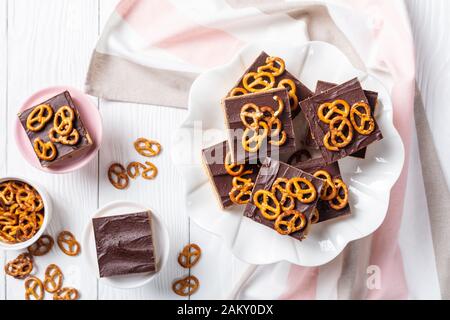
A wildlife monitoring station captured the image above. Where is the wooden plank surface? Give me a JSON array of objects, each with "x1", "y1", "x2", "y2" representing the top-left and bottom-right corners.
[{"x1": 5, "y1": 0, "x2": 99, "y2": 299}]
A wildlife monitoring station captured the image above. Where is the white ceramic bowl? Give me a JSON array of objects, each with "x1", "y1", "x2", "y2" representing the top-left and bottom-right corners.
[
  {"x1": 0, "y1": 176, "x2": 52, "y2": 250},
  {"x1": 82, "y1": 200, "x2": 170, "y2": 289},
  {"x1": 171, "y1": 41, "x2": 405, "y2": 267}
]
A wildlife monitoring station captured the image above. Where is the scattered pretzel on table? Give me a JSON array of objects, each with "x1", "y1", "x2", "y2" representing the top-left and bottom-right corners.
[
  {"x1": 43, "y1": 264, "x2": 63, "y2": 293},
  {"x1": 178, "y1": 243, "x2": 202, "y2": 269},
  {"x1": 57, "y1": 231, "x2": 81, "y2": 256},
  {"x1": 172, "y1": 275, "x2": 200, "y2": 297},
  {"x1": 27, "y1": 234, "x2": 54, "y2": 256},
  {"x1": 126, "y1": 161, "x2": 146, "y2": 179},
  {"x1": 4, "y1": 253, "x2": 34, "y2": 279},
  {"x1": 142, "y1": 162, "x2": 158, "y2": 180},
  {"x1": 53, "y1": 287, "x2": 79, "y2": 300},
  {"x1": 24, "y1": 276, "x2": 44, "y2": 300},
  {"x1": 108, "y1": 163, "x2": 129, "y2": 190},
  {"x1": 134, "y1": 138, "x2": 162, "y2": 157}
]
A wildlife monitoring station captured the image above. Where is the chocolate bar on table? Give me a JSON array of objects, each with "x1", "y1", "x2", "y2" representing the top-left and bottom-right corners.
[
  {"x1": 92, "y1": 212, "x2": 157, "y2": 278},
  {"x1": 227, "y1": 51, "x2": 313, "y2": 119},
  {"x1": 300, "y1": 78, "x2": 383, "y2": 164},
  {"x1": 223, "y1": 88, "x2": 296, "y2": 164},
  {"x1": 18, "y1": 91, "x2": 93, "y2": 167},
  {"x1": 244, "y1": 158, "x2": 323, "y2": 241},
  {"x1": 314, "y1": 80, "x2": 379, "y2": 159},
  {"x1": 202, "y1": 141, "x2": 260, "y2": 209},
  {"x1": 293, "y1": 157, "x2": 351, "y2": 223}
]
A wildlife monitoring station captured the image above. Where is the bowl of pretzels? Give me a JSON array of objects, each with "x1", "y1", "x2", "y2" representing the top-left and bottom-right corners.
[{"x1": 0, "y1": 176, "x2": 52, "y2": 250}]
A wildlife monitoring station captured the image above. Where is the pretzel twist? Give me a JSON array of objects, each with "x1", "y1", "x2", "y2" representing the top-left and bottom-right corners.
[
  {"x1": 53, "y1": 106, "x2": 75, "y2": 136},
  {"x1": 26, "y1": 104, "x2": 53, "y2": 132},
  {"x1": 24, "y1": 276, "x2": 44, "y2": 300},
  {"x1": 4, "y1": 253, "x2": 33, "y2": 279},
  {"x1": 33, "y1": 138, "x2": 57, "y2": 161},
  {"x1": 27, "y1": 234, "x2": 54, "y2": 256},
  {"x1": 172, "y1": 276, "x2": 200, "y2": 296},
  {"x1": 134, "y1": 138, "x2": 162, "y2": 157},
  {"x1": 329, "y1": 178, "x2": 349, "y2": 210},
  {"x1": 53, "y1": 287, "x2": 79, "y2": 300},
  {"x1": 57, "y1": 231, "x2": 80, "y2": 256},
  {"x1": 286, "y1": 177, "x2": 317, "y2": 204},
  {"x1": 108, "y1": 163, "x2": 129, "y2": 190},
  {"x1": 350, "y1": 102, "x2": 375, "y2": 135},
  {"x1": 44, "y1": 264, "x2": 63, "y2": 293},
  {"x1": 253, "y1": 190, "x2": 281, "y2": 221},
  {"x1": 313, "y1": 170, "x2": 337, "y2": 201},
  {"x1": 178, "y1": 243, "x2": 202, "y2": 268},
  {"x1": 274, "y1": 210, "x2": 307, "y2": 235}
]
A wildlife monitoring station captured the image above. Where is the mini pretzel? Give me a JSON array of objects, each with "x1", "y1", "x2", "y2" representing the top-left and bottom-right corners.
[
  {"x1": 224, "y1": 152, "x2": 248, "y2": 177},
  {"x1": 278, "y1": 79, "x2": 299, "y2": 112},
  {"x1": 257, "y1": 56, "x2": 286, "y2": 77},
  {"x1": 43, "y1": 264, "x2": 63, "y2": 293},
  {"x1": 57, "y1": 231, "x2": 80, "y2": 256},
  {"x1": 318, "y1": 100, "x2": 350, "y2": 124},
  {"x1": 53, "y1": 106, "x2": 75, "y2": 136},
  {"x1": 53, "y1": 287, "x2": 79, "y2": 300},
  {"x1": 323, "y1": 132, "x2": 339, "y2": 152},
  {"x1": 17, "y1": 213, "x2": 38, "y2": 242},
  {"x1": 242, "y1": 122, "x2": 269, "y2": 153},
  {"x1": 286, "y1": 177, "x2": 317, "y2": 204},
  {"x1": 229, "y1": 87, "x2": 248, "y2": 97},
  {"x1": 329, "y1": 178, "x2": 349, "y2": 210},
  {"x1": 134, "y1": 138, "x2": 162, "y2": 157},
  {"x1": 329, "y1": 116, "x2": 353, "y2": 149},
  {"x1": 126, "y1": 161, "x2": 146, "y2": 179},
  {"x1": 253, "y1": 190, "x2": 281, "y2": 221},
  {"x1": 4, "y1": 253, "x2": 33, "y2": 279},
  {"x1": 27, "y1": 234, "x2": 54, "y2": 256},
  {"x1": 0, "y1": 183, "x2": 15, "y2": 205},
  {"x1": 178, "y1": 243, "x2": 202, "y2": 268},
  {"x1": 271, "y1": 178, "x2": 295, "y2": 211},
  {"x1": 108, "y1": 163, "x2": 129, "y2": 190},
  {"x1": 49, "y1": 128, "x2": 80, "y2": 145},
  {"x1": 268, "y1": 118, "x2": 287, "y2": 146},
  {"x1": 33, "y1": 138, "x2": 57, "y2": 161},
  {"x1": 26, "y1": 104, "x2": 53, "y2": 132},
  {"x1": 272, "y1": 95, "x2": 285, "y2": 118},
  {"x1": 229, "y1": 176, "x2": 254, "y2": 205},
  {"x1": 240, "y1": 104, "x2": 263, "y2": 130},
  {"x1": 313, "y1": 170, "x2": 337, "y2": 201},
  {"x1": 24, "y1": 276, "x2": 44, "y2": 300},
  {"x1": 260, "y1": 106, "x2": 275, "y2": 122},
  {"x1": 16, "y1": 188, "x2": 36, "y2": 211},
  {"x1": 242, "y1": 71, "x2": 275, "y2": 93},
  {"x1": 287, "y1": 149, "x2": 312, "y2": 165},
  {"x1": 172, "y1": 275, "x2": 200, "y2": 296},
  {"x1": 142, "y1": 161, "x2": 158, "y2": 180},
  {"x1": 350, "y1": 102, "x2": 375, "y2": 135},
  {"x1": 274, "y1": 210, "x2": 307, "y2": 235},
  {"x1": 311, "y1": 208, "x2": 320, "y2": 224}
]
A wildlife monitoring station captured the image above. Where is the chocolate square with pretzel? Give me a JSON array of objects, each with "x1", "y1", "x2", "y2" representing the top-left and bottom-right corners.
[
  {"x1": 202, "y1": 141, "x2": 260, "y2": 209},
  {"x1": 293, "y1": 158, "x2": 351, "y2": 223},
  {"x1": 17, "y1": 91, "x2": 93, "y2": 167},
  {"x1": 92, "y1": 211, "x2": 157, "y2": 278},
  {"x1": 313, "y1": 80, "x2": 379, "y2": 159},
  {"x1": 227, "y1": 51, "x2": 313, "y2": 119},
  {"x1": 243, "y1": 157, "x2": 323, "y2": 241},
  {"x1": 300, "y1": 78, "x2": 383, "y2": 164},
  {"x1": 223, "y1": 88, "x2": 296, "y2": 164}
]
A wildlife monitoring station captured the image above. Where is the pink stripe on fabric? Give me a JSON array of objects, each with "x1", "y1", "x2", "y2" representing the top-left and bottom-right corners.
[
  {"x1": 116, "y1": 0, "x2": 244, "y2": 68},
  {"x1": 279, "y1": 266, "x2": 318, "y2": 300}
]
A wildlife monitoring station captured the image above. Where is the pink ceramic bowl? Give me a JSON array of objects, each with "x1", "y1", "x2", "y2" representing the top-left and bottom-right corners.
[{"x1": 14, "y1": 86, "x2": 102, "y2": 174}]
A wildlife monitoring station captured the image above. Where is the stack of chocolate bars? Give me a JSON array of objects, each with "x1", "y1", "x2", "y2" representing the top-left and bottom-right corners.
[{"x1": 202, "y1": 52, "x2": 383, "y2": 241}]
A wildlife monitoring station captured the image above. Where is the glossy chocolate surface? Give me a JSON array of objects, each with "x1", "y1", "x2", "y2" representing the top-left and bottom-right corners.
[
  {"x1": 243, "y1": 158, "x2": 323, "y2": 241},
  {"x1": 92, "y1": 212, "x2": 156, "y2": 278},
  {"x1": 202, "y1": 141, "x2": 260, "y2": 209},
  {"x1": 300, "y1": 78, "x2": 383, "y2": 164},
  {"x1": 228, "y1": 51, "x2": 313, "y2": 119},
  {"x1": 17, "y1": 91, "x2": 93, "y2": 167},
  {"x1": 224, "y1": 88, "x2": 296, "y2": 163}
]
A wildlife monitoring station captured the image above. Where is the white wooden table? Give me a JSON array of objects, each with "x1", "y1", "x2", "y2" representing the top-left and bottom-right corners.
[{"x1": 0, "y1": 0, "x2": 442, "y2": 300}]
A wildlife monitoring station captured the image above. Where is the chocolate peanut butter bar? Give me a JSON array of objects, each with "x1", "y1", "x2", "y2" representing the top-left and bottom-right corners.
[
  {"x1": 92, "y1": 212, "x2": 157, "y2": 278},
  {"x1": 227, "y1": 52, "x2": 313, "y2": 119},
  {"x1": 315, "y1": 80, "x2": 379, "y2": 159},
  {"x1": 223, "y1": 88, "x2": 296, "y2": 164},
  {"x1": 18, "y1": 91, "x2": 93, "y2": 167},
  {"x1": 300, "y1": 78, "x2": 383, "y2": 164},
  {"x1": 202, "y1": 141, "x2": 260, "y2": 209},
  {"x1": 244, "y1": 158, "x2": 323, "y2": 241}
]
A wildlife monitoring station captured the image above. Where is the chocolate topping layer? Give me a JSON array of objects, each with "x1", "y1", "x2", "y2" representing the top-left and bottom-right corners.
[
  {"x1": 17, "y1": 91, "x2": 93, "y2": 167},
  {"x1": 244, "y1": 158, "x2": 323, "y2": 241},
  {"x1": 92, "y1": 212, "x2": 156, "y2": 278},
  {"x1": 224, "y1": 88, "x2": 296, "y2": 163},
  {"x1": 300, "y1": 78, "x2": 383, "y2": 164}
]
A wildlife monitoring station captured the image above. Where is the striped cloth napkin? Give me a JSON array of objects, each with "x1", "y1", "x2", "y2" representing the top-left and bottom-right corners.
[{"x1": 86, "y1": 0, "x2": 448, "y2": 299}]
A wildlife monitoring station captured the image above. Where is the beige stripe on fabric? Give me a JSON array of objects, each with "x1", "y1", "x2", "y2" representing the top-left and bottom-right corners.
[
  {"x1": 414, "y1": 87, "x2": 450, "y2": 299},
  {"x1": 85, "y1": 51, "x2": 197, "y2": 108}
]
